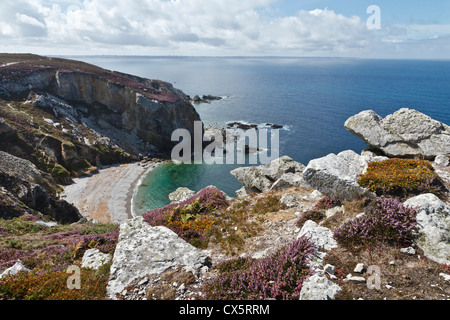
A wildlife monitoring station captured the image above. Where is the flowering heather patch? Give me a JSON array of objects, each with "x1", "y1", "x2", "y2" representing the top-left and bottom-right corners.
[
  {"x1": 358, "y1": 159, "x2": 444, "y2": 198},
  {"x1": 42, "y1": 228, "x2": 119, "y2": 255},
  {"x1": 442, "y1": 264, "x2": 450, "y2": 274},
  {"x1": 200, "y1": 237, "x2": 316, "y2": 300},
  {"x1": 333, "y1": 197, "x2": 417, "y2": 248},
  {"x1": 0, "y1": 248, "x2": 31, "y2": 271},
  {"x1": 0, "y1": 227, "x2": 10, "y2": 236},
  {"x1": 0, "y1": 219, "x2": 119, "y2": 300},
  {"x1": 0, "y1": 265, "x2": 110, "y2": 300},
  {"x1": 314, "y1": 197, "x2": 341, "y2": 211},
  {"x1": 143, "y1": 187, "x2": 229, "y2": 248}
]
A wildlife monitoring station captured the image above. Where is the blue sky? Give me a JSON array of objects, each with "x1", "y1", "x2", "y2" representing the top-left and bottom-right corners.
[
  {"x1": 276, "y1": 0, "x2": 450, "y2": 24},
  {"x1": 1, "y1": 0, "x2": 449, "y2": 58}
]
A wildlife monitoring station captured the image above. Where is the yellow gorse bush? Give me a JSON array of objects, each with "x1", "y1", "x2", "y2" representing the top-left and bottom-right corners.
[{"x1": 358, "y1": 158, "x2": 440, "y2": 196}]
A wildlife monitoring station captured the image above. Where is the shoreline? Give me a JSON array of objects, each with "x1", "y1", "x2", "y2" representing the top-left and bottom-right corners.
[{"x1": 61, "y1": 160, "x2": 163, "y2": 225}]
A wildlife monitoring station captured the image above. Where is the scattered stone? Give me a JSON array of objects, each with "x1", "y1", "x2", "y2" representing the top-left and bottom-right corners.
[
  {"x1": 35, "y1": 220, "x2": 58, "y2": 227},
  {"x1": 271, "y1": 172, "x2": 310, "y2": 191},
  {"x1": 168, "y1": 187, "x2": 196, "y2": 204},
  {"x1": 324, "y1": 264, "x2": 336, "y2": 275},
  {"x1": 435, "y1": 155, "x2": 449, "y2": 167},
  {"x1": 106, "y1": 217, "x2": 210, "y2": 300},
  {"x1": 231, "y1": 156, "x2": 306, "y2": 194},
  {"x1": 235, "y1": 186, "x2": 248, "y2": 198},
  {"x1": 299, "y1": 273, "x2": 342, "y2": 300},
  {"x1": 280, "y1": 193, "x2": 303, "y2": 208},
  {"x1": 297, "y1": 220, "x2": 338, "y2": 252},
  {"x1": 400, "y1": 247, "x2": 416, "y2": 256},
  {"x1": 325, "y1": 206, "x2": 345, "y2": 219},
  {"x1": 440, "y1": 273, "x2": 450, "y2": 281},
  {"x1": 81, "y1": 248, "x2": 112, "y2": 270},
  {"x1": 354, "y1": 263, "x2": 365, "y2": 274},
  {"x1": 346, "y1": 274, "x2": 366, "y2": 284},
  {"x1": 0, "y1": 260, "x2": 30, "y2": 279}
]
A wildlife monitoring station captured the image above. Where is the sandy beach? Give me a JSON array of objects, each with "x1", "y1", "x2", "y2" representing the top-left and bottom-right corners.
[{"x1": 62, "y1": 161, "x2": 162, "y2": 224}]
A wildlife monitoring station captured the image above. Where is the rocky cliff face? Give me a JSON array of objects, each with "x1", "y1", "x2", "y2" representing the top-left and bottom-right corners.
[
  {"x1": 0, "y1": 54, "x2": 201, "y2": 156},
  {"x1": 0, "y1": 151, "x2": 82, "y2": 223}
]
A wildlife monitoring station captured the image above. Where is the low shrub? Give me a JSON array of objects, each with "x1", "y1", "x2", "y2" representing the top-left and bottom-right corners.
[
  {"x1": 358, "y1": 158, "x2": 445, "y2": 198},
  {"x1": 333, "y1": 197, "x2": 417, "y2": 249},
  {"x1": 314, "y1": 197, "x2": 341, "y2": 211},
  {"x1": 200, "y1": 237, "x2": 316, "y2": 300},
  {"x1": 143, "y1": 187, "x2": 229, "y2": 248},
  {"x1": 0, "y1": 264, "x2": 110, "y2": 300}
]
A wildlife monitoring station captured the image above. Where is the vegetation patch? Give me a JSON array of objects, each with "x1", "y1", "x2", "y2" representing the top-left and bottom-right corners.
[
  {"x1": 333, "y1": 197, "x2": 417, "y2": 249},
  {"x1": 143, "y1": 187, "x2": 229, "y2": 249},
  {"x1": 143, "y1": 188, "x2": 287, "y2": 255},
  {"x1": 199, "y1": 237, "x2": 316, "y2": 300},
  {"x1": 0, "y1": 263, "x2": 111, "y2": 300},
  {"x1": 0, "y1": 217, "x2": 119, "y2": 300},
  {"x1": 358, "y1": 158, "x2": 445, "y2": 198}
]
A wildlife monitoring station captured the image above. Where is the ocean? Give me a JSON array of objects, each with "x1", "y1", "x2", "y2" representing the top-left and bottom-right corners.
[{"x1": 71, "y1": 56, "x2": 450, "y2": 214}]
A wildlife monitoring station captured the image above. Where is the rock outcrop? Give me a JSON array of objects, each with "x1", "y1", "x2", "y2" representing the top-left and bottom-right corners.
[
  {"x1": 169, "y1": 187, "x2": 196, "y2": 204},
  {"x1": 404, "y1": 194, "x2": 450, "y2": 265},
  {"x1": 230, "y1": 156, "x2": 307, "y2": 195},
  {"x1": 0, "y1": 260, "x2": 30, "y2": 279},
  {"x1": 81, "y1": 249, "x2": 112, "y2": 270},
  {"x1": 345, "y1": 109, "x2": 450, "y2": 159},
  {"x1": 302, "y1": 150, "x2": 386, "y2": 201},
  {"x1": 0, "y1": 151, "x2": 82, "y2": 223},
  {"x1": 107, "y1": 216, "x2": 211, "y2": 300}
]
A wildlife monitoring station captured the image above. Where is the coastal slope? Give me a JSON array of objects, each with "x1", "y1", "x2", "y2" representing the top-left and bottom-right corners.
[{"x1": 0, "y1": 54, "x2": 200, "y2": 223}]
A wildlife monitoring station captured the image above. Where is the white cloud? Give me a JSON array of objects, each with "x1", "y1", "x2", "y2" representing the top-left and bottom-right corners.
[{"x1": 0, "y1": 0, "x2": 447, "y2": 58}]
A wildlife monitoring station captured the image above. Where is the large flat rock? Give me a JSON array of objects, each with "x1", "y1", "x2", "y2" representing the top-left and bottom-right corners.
[
  {"x1": 106, "y1": 216, "x2": 210, "y2": 300},
  {"x1": 345, "y1": 108, "x2": 450, "y2": 158}
]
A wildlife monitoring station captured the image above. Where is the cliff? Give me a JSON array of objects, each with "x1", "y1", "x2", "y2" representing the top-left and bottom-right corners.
[
  {"x1": 0, "y1": 54, "x2": 200, "y2": 223},
  {"x1": 0, "y1": 54, "x2": 200, "y2": 158}
]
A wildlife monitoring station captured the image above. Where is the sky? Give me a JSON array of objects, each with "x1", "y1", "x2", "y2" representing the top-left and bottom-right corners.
[{"x1": 0, "y1": 0, "x2": 449, "y2": 59}]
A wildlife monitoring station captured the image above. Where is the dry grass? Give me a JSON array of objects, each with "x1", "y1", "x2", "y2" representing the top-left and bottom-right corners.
[
  {"x1": 324, "y1": 244, "x2": 450, "y2": 300},
  {"x1": 146, "y1": 266, "x2": 196, "y2": 300}
]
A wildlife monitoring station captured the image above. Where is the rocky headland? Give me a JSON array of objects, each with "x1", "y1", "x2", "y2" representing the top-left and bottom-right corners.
[{"x1": 0, "y1": 55, "x2": 449, "y2": 301}]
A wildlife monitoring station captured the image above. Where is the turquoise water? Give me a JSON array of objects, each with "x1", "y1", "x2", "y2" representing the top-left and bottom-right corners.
[{"x1": 73, "y1": 57, "x2": 450, "y2": 214}]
